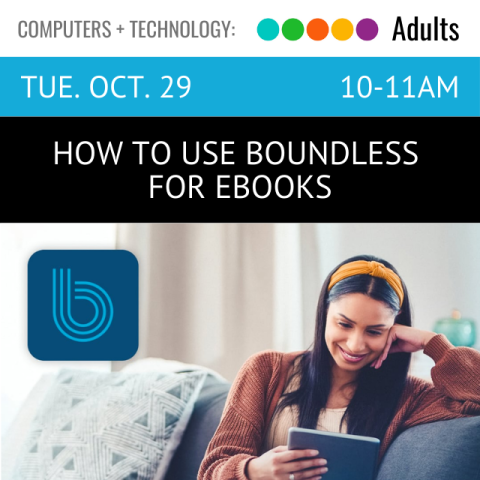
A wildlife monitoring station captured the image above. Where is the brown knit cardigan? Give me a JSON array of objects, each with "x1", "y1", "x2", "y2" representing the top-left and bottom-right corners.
[{"x1": 198, "y1": 334, "x2": 480, "y2": 480}]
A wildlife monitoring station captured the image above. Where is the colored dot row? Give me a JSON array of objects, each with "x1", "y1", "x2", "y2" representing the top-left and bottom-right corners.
[{"x1": 258, "y1": 18, "x2": 378, "y2": 41}]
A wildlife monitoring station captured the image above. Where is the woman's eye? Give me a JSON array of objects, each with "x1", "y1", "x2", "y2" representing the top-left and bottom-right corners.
[{"x1": 338, "y1": 323, "x2": 382, "y2": 335}]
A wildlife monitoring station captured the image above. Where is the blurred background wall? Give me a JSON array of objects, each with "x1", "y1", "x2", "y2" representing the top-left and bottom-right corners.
[
  {"x1": 2, "y1": 223, "x2": 480, "y2": 436},
  {"x1": 112, "y1": 224, "x2": 322, "y2": 380}
]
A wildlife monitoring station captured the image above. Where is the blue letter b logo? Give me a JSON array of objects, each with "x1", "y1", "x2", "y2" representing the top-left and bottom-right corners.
[
  {"x1": 53, "y1": 268, "x2": 114, "y2": 342},
  {"x1": 29, "y1": 250, "x2": 138, "y2": 360}
]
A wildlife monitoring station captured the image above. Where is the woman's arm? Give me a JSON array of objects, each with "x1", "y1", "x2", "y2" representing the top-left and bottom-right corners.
[
  {"x1": 198, "y1": 351, "x2": 327, "y2": 480},
  {"x1": 372, "y1": 326, "x2": 480, "y2": 425},
  {"x1": 197, "y1": 351, "x2": 276, "y2": 480},
  {"x1": 398, "y1": 333, "x2": 480, "y2": 427}
]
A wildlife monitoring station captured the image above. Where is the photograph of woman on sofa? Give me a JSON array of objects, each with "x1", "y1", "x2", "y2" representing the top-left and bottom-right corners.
[{"x1": 198, "y1": 254, "x2": 480, "y2": 480}]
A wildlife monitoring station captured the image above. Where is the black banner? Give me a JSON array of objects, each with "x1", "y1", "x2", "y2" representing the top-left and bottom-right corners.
[{"x1": 2, "y1": 117, "x2": 477, "y2": 222}]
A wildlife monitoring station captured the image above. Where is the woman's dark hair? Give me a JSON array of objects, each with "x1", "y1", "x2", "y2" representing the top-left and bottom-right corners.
[{"x1": 275, "y1": 254, "x2": 412, "y2": 443}]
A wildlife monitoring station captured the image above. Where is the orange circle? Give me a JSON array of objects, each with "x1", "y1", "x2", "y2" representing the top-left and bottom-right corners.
[
  {"x1": 307, "y1": 18, "x2": 329, "y2": 41},
  {"x1": 331, "y1": 18, "x2": 354, "y2": 41}
]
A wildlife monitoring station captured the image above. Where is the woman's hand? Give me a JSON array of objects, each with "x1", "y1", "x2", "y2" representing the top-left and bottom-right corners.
[
  {"x1": 246, "y1": 445, "x2": 328, "y2": 480},
  {"x1": 371, "y1": 325, "x2": 437, "y2": 369}
]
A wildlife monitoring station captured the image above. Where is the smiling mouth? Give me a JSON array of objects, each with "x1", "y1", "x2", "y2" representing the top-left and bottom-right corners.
[{"x1": 338, "y1": 345, "x2": 368, "y2": 361}]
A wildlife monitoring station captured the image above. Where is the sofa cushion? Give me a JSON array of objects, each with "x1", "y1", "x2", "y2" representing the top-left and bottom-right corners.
[
  {"x1": 164, "y1": 374, "x2": 230, "y2": 480},
  {"x1": 376, "y1": 416, "x2": 480, "y2": 480},
  {"x1": 9, "y1": 368, "x2": 207, "y2": 480}
]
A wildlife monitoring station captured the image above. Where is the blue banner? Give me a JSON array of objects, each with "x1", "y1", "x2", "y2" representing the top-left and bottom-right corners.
[{"x1": 1, "y1": 57, "x2": 478, "y2": 116}]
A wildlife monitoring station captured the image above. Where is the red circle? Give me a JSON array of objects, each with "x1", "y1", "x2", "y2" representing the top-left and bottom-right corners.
[{"x1": 307, "y1": 18, "x2": 329, "y2": 41}]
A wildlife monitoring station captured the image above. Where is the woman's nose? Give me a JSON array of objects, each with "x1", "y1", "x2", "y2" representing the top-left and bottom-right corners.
[{"x1": 346, "y1": 333, "x2": 366, "y2": 353}]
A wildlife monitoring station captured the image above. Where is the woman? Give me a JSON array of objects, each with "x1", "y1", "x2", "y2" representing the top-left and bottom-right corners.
[{"x1": 198, "y1": 255, "x2": 480, "y2": 480}]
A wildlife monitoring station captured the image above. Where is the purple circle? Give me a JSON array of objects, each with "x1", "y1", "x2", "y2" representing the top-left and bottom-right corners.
[{"x1": 356, "y1": 18, "x2": 378, "y2": 41}]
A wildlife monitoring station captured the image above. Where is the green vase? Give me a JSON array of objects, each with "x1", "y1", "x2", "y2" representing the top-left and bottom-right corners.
[{"x1": 433, "y1": 310, "x2": 476, "y2": 347}]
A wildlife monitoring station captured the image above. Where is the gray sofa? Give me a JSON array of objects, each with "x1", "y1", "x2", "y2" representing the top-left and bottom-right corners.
[{"x1": 165, "y1": 374, "x2": 480, "y2": 480}]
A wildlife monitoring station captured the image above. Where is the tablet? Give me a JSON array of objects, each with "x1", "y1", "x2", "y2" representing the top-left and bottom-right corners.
[{"x1": 287, "y1": 427, "x2": 380, "y2": 480}]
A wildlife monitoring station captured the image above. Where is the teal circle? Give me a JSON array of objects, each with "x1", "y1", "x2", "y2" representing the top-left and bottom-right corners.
[
  {"x1": 282, "y1": 18, "x2": 304, "y2": 41},
  {"x1": 257, "y1": 18, "x2": 280, "y2": 41}
]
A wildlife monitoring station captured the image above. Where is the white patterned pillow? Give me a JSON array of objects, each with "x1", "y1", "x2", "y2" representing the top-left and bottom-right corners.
[{"x1": 10, "y1": 368, "x2": 207, "y2": 480}]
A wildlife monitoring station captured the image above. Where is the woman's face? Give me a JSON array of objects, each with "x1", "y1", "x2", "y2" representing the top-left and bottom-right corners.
[{"x1": 325, "y1": 293, "x2": 396, "y2": 372}]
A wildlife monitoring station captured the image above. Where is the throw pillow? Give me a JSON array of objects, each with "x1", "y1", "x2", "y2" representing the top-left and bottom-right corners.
[
  {"x1": 10, "y1": 368, "x2": 207, "y2": 480},
  {"x1": 2, "y1": 374, "x2": 56, "y2": 480}
]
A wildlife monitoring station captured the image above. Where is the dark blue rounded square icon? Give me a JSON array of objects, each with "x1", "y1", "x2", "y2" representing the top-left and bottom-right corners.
[{"x1": 28, "y1": 250, "x2": 138, "y2": 361}]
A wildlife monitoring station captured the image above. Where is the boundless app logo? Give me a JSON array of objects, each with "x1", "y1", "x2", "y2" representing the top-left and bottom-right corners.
[{"x1": 28, "y1": 250, "x2": 138, "y2": 360}]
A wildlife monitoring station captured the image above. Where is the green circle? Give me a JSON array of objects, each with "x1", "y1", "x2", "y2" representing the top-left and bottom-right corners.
[
  {"x1": 257, "y1": 18, "x2": 279, "y2": 41},
  {"x1": 282, "y1": 18, "x2": 304, "y2": 41}
]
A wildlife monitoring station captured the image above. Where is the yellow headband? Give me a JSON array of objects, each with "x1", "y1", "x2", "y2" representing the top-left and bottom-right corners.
[{"x1": 328, "y1": 260, "x2": 404, "y2": 307}]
